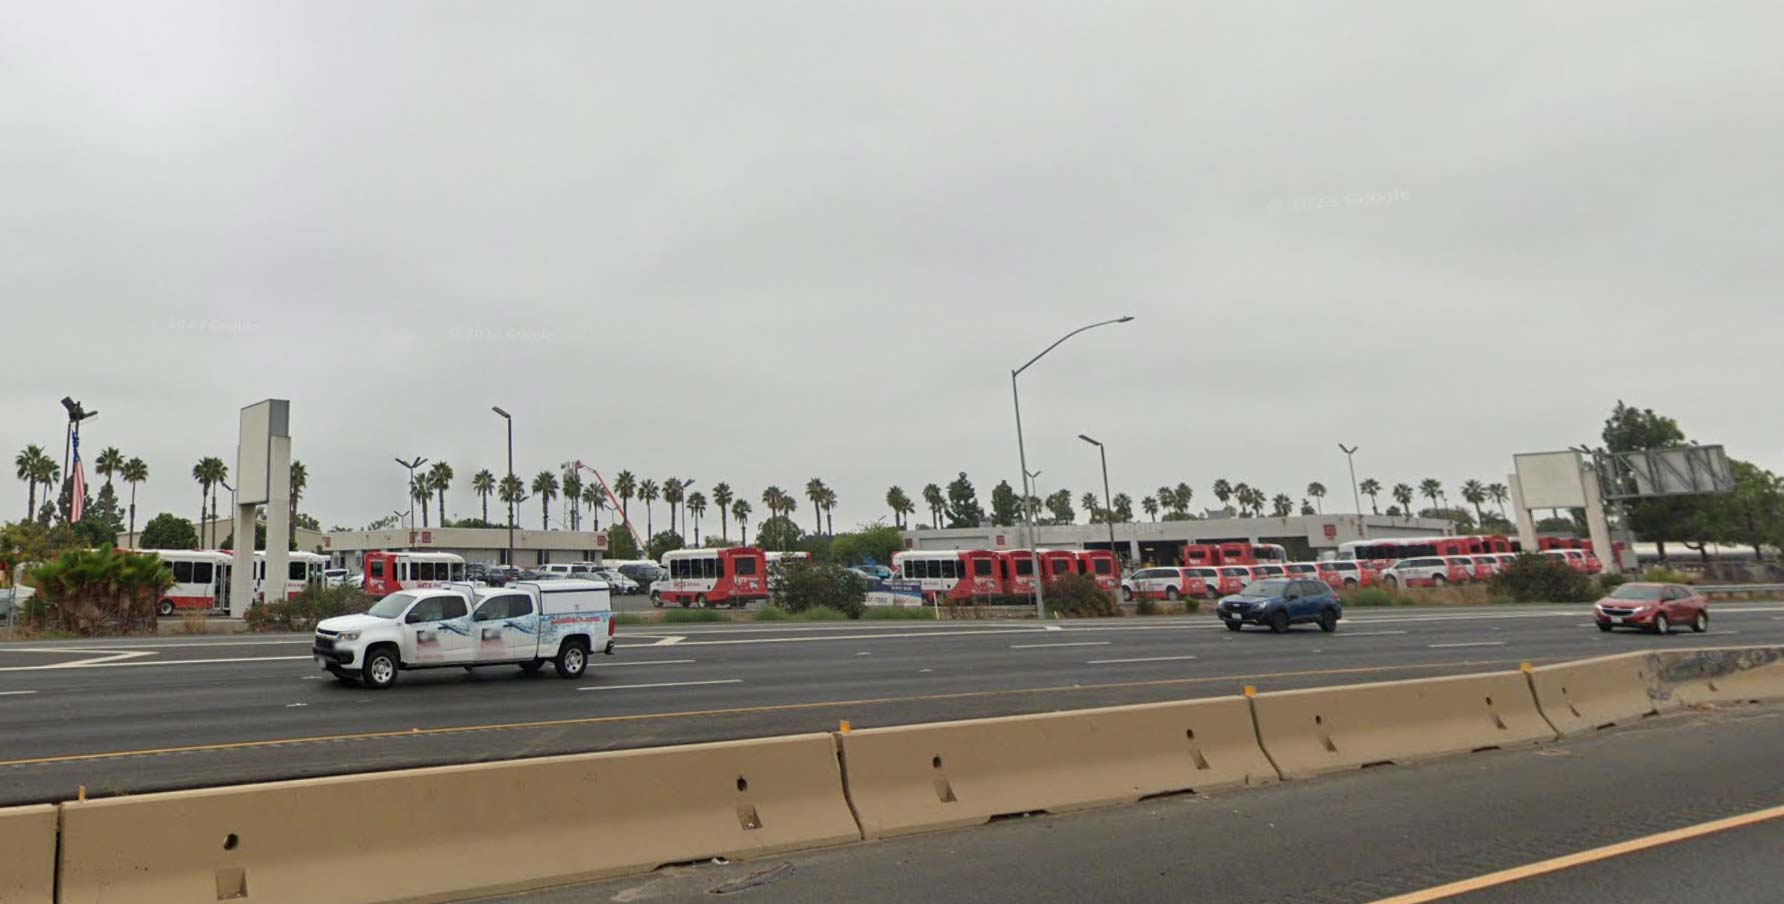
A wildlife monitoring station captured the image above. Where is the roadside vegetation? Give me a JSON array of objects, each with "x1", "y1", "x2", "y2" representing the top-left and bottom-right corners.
[{"x1": 245, "y1": 585, "x2": 373, "y2": 633}]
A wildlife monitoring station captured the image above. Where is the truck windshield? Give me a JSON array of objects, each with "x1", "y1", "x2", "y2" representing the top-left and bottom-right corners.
[{"x1": 366, "y1": 592, "x2": 418, "y2": 619}]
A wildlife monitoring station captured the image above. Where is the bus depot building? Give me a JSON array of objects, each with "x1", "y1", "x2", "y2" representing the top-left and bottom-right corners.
[
  {"x1": 322, "y1": 527, "x2": 611, "y2": 570},
  {"x1": 899, "y1": 514, "x2": 1455, "y2": 566}
]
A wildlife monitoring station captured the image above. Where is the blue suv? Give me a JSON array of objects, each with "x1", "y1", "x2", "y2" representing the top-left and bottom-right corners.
[{"x1": 1218, "y1": 578, "x2": 1342, "y2": 633}]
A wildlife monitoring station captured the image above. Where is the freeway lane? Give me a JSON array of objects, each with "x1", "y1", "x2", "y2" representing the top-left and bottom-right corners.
[{"x1": 0, "y1": 604, "x2": 1781, "y2": 805}]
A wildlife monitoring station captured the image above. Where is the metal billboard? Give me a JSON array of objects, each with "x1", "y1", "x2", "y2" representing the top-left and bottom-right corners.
[{"x1": 1599, "y1": 444, "x2": 1734, "y2": 500}]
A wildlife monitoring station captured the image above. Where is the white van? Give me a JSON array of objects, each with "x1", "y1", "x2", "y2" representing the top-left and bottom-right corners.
[{"x1": 313, "y1": 579, "x2": 614, "y2": 689}]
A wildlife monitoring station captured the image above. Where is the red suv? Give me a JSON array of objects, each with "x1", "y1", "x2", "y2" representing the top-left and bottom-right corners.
[{"x1": 1595, "y1": 582, "x2": 1708, "y2": 634}]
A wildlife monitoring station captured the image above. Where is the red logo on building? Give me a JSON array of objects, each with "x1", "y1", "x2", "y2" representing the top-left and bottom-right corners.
[
  {"x1": 995, "y1": 534, "x2": 1007, "y2": 547},
  {"x1": 421, "y1": 530, "x2": 433, "y2": 544},
  {"x1": 1323, "y1": 524, "x2": 1338, "y2": 540}
]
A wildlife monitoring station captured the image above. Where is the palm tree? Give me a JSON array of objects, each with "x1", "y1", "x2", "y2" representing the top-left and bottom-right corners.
[
  {"x1": 1392, "y1": 483, "x2": 1415, "y2": 521},
  {"x1": 1244, "y1": 487, "x2": 1267, "y2": 517},
  {"x1": 582, "y1": 483, "x2": 604, "y2": 530},
  {"x1": 1141, "y1": 495, "x2": 1159, "y2": 521},
  {"x1": 1232, "y1": 482, "x2": 1252, "y2": 516},
  {"x1": 121, "y1": 457, "x2": 148, "y2": 545},
  {"x1": 732, "y1": 499, "x2": 752, "y2": 546},
  {"x1": 411, "y1": 476, "x2": 432, "y2": 528},
  {"x1": 922, "y1": 483, "x2": 945, "y2": 528},
  {"x1": 1359, "y1": 478, "x2": 1382, "y2": 515},
  {"x1": 192, "y1": 459, "x2": 212, "y2": 546},
  {"x1": 1271, "y1": 493, "x2": 1293, "y2": 517},
  {"x1": 820, "y1": 487, "x2": 838, "y2": 535},
  {"x1": 205, "y1": 458, "x2": 228, "y2": 545},
  {"x1": 15, "y1": 444, "x2": 51, "y2": 520},
  {"x1": 687, "y1": 491, "x2": 707, "y2": 544},
  {"x1": 562, "y1": 470, "x2": 583, "y2": 531},
  {"x1": 661, "y1": 478, "x2": 685, "y2": 537},
  {"x1": 289, "y1": 459, "x2": 308, "y2": 529},
  {"x1": 33, "y1": 458, "x2": 59, "y2": 523},
  {"x1": 1418, "y1": 478, "x2": 1443, "y2": 514},
  {"x1": 498, "y1": 474, "x2": 525, "y2": 529},
  {"x1": 1080, "y1": 491, "x2": 1101, "y2": 522},
  {"x1": 1172, "y1": 483, "x2": 1193, "y2": 516},
  {"x1": 760, "y1": 485, "x2": 784, "y2": 522},
  {"x1": 95, "y1": 446, "x2": 125, "y2": 489},
  {"x1": 1111, "y1": 492, "x2": 1133, "y2": 523},
  {"x1": 1460, "y1": 479, "x2": 1487, "y2": 526},
  {"x1": 472, "y1": 469, "x2": 496, "y2": 522},
  {"x1": 530, "y1": 470, "x2": 559, "y2": 529},
  {"x1": 712, "y1": 482, "x2": 734, "y2": 541},
  {"x1": 613, "y1": 470, "x2": 637, "y2": 523},
  {"x1": 638, "y1": 479, "x2": 660, "y2": 538},
  {"x1": 1305, "y1": 481, "x2": 1327, "y2": 513},
  {"x1": 1212, "y1": 478, "x2": 1233, "y2": 508},
  {"x1": 1487, "y1": 482, "x2": 1510, "y2": 521},
  {"x1": 426, "y1": 462, "x2": 453, "y2": 527},
  {"x1": 885, "y1": 485, "x2": 910, "y2": 528},
  {"x1": 804, "y1": 478, "x2": 828, "y2": 535}
]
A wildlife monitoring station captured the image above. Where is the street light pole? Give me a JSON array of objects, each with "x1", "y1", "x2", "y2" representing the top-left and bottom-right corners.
[
  {"x1": 1338, "y1": 444, "x2": 1364, "y2": 540},
  {"x1": 1011, "y1": 315, "x2": 1134, "y2": 619},
  {"x1": 1080, "y1": 435, "x2": 1118, "y2": 566},
  {"x1": 394, "y1": 456, "x2": 428, "y2": 551},
  {"x1": 492, "y1": 407, "x2": 514, "y2": 568}
]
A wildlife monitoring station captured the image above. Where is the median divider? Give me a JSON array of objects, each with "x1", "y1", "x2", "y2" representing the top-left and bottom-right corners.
[
  {"x1": 1652, "y1": 645, "x2": 1784, "y2": 707},
  {"x1": 0, "y1": 804, "x2": 55, "y2": 904},
  {"x1": 1526, "y1": 651, "x2": 1662, "y2": 736},
  {"x1": 835, "y1": 696, "x2": 1277, "y2": 840},
  {"x1": 1250, "y1": 670, "x2": 1555, "y2": 779},
  {"x1": 55, "y1": 733, "x2": 860, "y2": 904}
]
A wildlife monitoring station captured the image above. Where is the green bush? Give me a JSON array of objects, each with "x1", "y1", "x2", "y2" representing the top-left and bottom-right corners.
[
  {"x1": 1134, "y1": 597, "x2": 1160, "y2": 616},
  {"x1": 750, "y1": 606, "x2": 789, "y2": 621},
  {"x1": 1488, "y1": 553, "x2": 1599, "y2": 603},
  {"x1": 1042, "y1": 574, "x2": 1120, "y2": 618},
  {"x1": 612, "y1": 613, "x2": 645, "y2": 626},
  {"x1": 662, "y1": 607, "x2": 725, "y2": 623},
  {"x1": 1597, "y1": 572, "x2": 1629, "y2": 593},
  {"x1": 27, "y1": 547, "x2": 172, "y2": 635},
  {"x1": 862, "y1": 606, "x2": 931, "y2": 620},
  {"x1": 1183, "y1": 598, "x2": 1201, "y2": 613},
  {"x1": 246, "y1": 585, "x2": 373, "y2": 633},
  {"x1": 773, "y1": 560, "x2": 867, "y2": 619},
  {"x1": 1643, "y1": 566, "x2": 1693, "y2": 584}
]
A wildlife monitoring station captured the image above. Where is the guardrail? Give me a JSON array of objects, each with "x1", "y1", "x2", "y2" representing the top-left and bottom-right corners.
[
  {"x1": 6, "y1": 645, "x2": 1781, "y2": 904},
  {"x1": 1697, "y1": 583, "x2": 1784, "y2": 598}
]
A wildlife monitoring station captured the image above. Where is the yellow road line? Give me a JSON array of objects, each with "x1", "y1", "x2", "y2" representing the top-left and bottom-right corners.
[
  {"x1": 1370, "y1": 803, "x2": 1784, "y2": 903},
  {"x1": 0, "y1": 658, "x2": 1520, "y2": 769}
]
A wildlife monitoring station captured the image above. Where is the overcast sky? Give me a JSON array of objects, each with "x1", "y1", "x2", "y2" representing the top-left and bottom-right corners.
[{"x1": 3, "y1": 1, "x2": 1779, "y2": 534}]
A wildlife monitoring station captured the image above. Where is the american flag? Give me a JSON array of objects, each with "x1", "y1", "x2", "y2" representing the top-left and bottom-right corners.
[{"x1": 69, "y1": 434, "x2": 86, "y2": 522}]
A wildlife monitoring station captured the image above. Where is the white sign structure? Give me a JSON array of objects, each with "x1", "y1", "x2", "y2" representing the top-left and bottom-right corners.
[
  {"x1": 229, "y1": 400, "x2": 292, "y2": 617},
  {"x1": 1509, "y1": 450, "x2": 1618, "y2": 574}
]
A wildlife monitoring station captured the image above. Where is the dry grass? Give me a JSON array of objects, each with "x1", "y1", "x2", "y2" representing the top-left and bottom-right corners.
[{"x1": 178, "y1": 613, "x2": 210, "y2": 635}]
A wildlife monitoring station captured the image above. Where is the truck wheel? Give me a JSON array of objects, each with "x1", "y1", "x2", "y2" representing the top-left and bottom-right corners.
[
  {"x1": 362, "y1": 648, "x2": 399, "y2": 690},
  {"x1": 157, "y1": 599, "x2": 175, "y2": 617},
  {"x1": 555, "y1": 640, "x2": 589, "y2": 679},
  {"x1": 519, "y1": 659, "x2": 545, "y2": 674},
  {"x1": 694, "y1": 594, "x2": 707, "y2": 609},
  {"x1": 650, "y1": 592, "x2": 663, "y2": 608}
]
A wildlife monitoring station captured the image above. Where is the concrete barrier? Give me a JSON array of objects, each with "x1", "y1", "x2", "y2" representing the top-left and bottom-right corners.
[
  {"x1": 1526, "y1": 652, "x2": 1662, "y2": 736},
  {"x1": 836, "y1": 696, "x2": 1276, "y2": 840},
  {"x1": 56, "y1": 733, "x2": 860, "y2": 904},
  {"x1": 1250, "y1": 671, "x2": 1555, "y2": 779},
  {"x1": 1653, "y1": 646, "x2": 1784, "y2": 707},
  {"x1": 0, "y1": 804, "x2": 55, "y2": 904}
]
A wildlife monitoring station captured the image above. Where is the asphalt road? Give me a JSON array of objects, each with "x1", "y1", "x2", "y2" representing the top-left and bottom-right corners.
[
  {"x1": 485, "y1": 702, "x2": 1784, "y2": 904},
  {"x1": 1, "y1": 603, "x2": 1782, "y2": 806}
]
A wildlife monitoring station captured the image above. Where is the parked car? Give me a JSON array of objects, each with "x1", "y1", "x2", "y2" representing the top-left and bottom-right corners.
[
  {"x1": 1314, "y1": 560, "x2": 1371, "y2": 590},
  {"x1": 616, "y1": 562, "x2": 665, "y2": 588},
  {"x1": 1122, "y1": 566, "x2": 1211, "y2": 602},
  {"x1": 1217, "y1": 579, "x2": 1342, "y2": 633},
  {"x1": 322, "y1": 568, "x2": 350, "y2": 588},
  {"x1": 1595, "y1": 583, "x2": 1708, "y2": 634},
  {"x1": 1377, "y1": 557, "x2": 1451, "y2": 589},
  {"x1": 595, "y1": 569, "x2": 640, "y2": 595}
]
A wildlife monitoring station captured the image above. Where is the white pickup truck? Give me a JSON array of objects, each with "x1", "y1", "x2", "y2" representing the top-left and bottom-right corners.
[{"x1": 313, "y1": 579, "x2": 615, "y2": 689}]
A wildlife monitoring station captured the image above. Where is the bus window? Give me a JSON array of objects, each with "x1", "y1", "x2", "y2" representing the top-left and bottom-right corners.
[
  {"x1": 1094, "y1": 559, "x2": 1112, "y2": 575},
  {"x1": 192, "y1": 562, "x2": 213, "y2": 584},
  {"x1": 370, "y1": 559, "x2": 385, "y2": 580},
  {"x1": 172, "y1": 561, "x2": 193, "y2": 583},
  {"x1": 735, "y1": 557, "x2": 757, "y2": 576},
  {"x1": 289, "y1": 562, "x2": 305, "y2": 580},
  {"x1": 973, "y1": 558, "x2": 993, "y2": 577},
  {"x1": 703, "y1": 558, "x2": 717, "y2": 579}
]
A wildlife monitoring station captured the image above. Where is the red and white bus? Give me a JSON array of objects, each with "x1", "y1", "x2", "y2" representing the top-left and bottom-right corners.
[
  {"x1": 653, "y1": 547, "x2": 769, "y2": 608},
  {"x1": 1181, "y1": 542, "x2": 1287, "y2": 567},
  {"x1": 1075, "y1": 550, "x2": 1120, "y2": 593},
  {"x1": 1124, "y1": 566, "x2": 1215, "y2": 602},
  {"x1": 1214, "y1": 565, "x2": 1256, "y2": 596},
  {"x1": 148, "y1": 550, "x2": 234, "y2": 616},
  {"x1": 1037, "y1": 549, "x2": 1081, "y2": 583},
  {"x1": 998, "y1": 550, "x2": 1038, "y2": 597},
  {"x1": 891, "y1": 550, "x2": 1005, "y2": 603},
  {"x1": 253, "y1": 551, "x2": 328, "y2": 601},
  {"x1": 1314, "y1": 560, "x2": 1375, "y2": 590},
  {"x1": 1338, "y1": 535, "x2": 1520, "y2": 567},
  {"x1": 362, "y1": 551, "x2": 468, "y2": 596}
]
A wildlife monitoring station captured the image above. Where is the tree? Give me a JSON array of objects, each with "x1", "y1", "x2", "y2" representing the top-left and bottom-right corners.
[
  {"x1": 1141, "y1": 496, "x2": 1159, "y2": 521},
  {"x1": 76, "y1": 482, "x2": 125, "y2": 547},
  {"x1": 498, "y1": 474, "x2": 525, "y2": 530},
  {"x1": 661, "y1": 478, "x2": 685, "y2": 537},
  {"x1": 1111, "y1": 493, "x2": 1134, "y2": 523},
  {"x1": 1045, "y1": 489, "x2": 1075, "y2": 525},
  {"x1": 289, "y1": 459, "x2": 309, "y2": 531},
  {"x1": 803, "y1": 478, "x2": 829, "y2": 535},
  {"x1": 27, "y1": 546, "x2": 172, "y2": 635},
  {"x1": 638, "y1": 479, "x2": 660, "y2": 538},
  {"x1": 1602, "y1": 401, "x2": 1692, "y2": 560},
  {"x1": 1359, "y1": 478, "x2": 1382, "y2": 515},
  {"x1": 95, "y1": 446, "x2": 124, "y2": 489},
  {"x1": 139, "y1": 512, "x2": 199, "y2": 549},
  {"x1": 1232, "y1": 482, "x2": 1251, "y2": 514},
  {"x1": 1421, "y1": 507, "x2": 1477, "y2": 533},
  {"x1": 471, "y1": 469, "x2": 496, "y2": 523},
  {"x1": 686, "y1": 491, "x2": 707, "y2": 544},
  {"x1": 1306, "y1": 482, "x2": 1327, "y2": 513},
  {"x1": 829, "y1": 523, "x2": 905, "y2": 568},
  {"x1": 1300, "y1": 499, "x2": 1317, "y2": 516},
  {"x1": 15, "y1": 444, "x2": 53, "y2": 521},
  {"x1": 1418, "y1": 478, "x2": 1442, "y2": 513},
  {"x1": 191, "y1": 458, "x2": 212, "y2": 548},
  {"x1": 820, "y1": 486, "x2": 838, "y2": 536},
  {"x1": 1461, "y1": 479, "x2": 1487, "y2": 527},
  {"x1": 121, "y1": 457, "x2": 148, "y2": 546},
  {"x1": 613, "y1": 470, "x2": 637, "y2": 523},
  {"x1": 1081, "y1": 491, "x2": 1102, "y2": 523},
  {"x1": 885, "y1": 485, "x2": 911, "y2": 529},
  {"x1": 1271, "y1": 493, "x2": 1294, "y2": 517},
  {"x1": 646, "y1": 530, "x2": 684, "y2": 561},
  {"x1": 1156, "y1": 485, "x2": 1176, "y2": 514},
  {"x1": 772, "y1": 559, "x2": 868, "y2": 618},
  {"x1": 561, "y1": 469, "x2": 582, "y2": 531},
  {"x1": 607, "y1": 522, "x2": 641, "y2": 560},
  {"x1": 531, "y1": 470, "x2": 559, "y2": 529},
  {"x1": 582, "y1": 483, "x2": 604, "y2": 531},
  {"x1": 711, "y1": 482, "x2": 734, "y2": 541},
  {"x1": 1172, "y1": 483, "x2": 1193, "y2": 516},
  {"x1": 944, "y1": 472, "x2": 985, "y2": 527},
  {"x1": 731, "y1": 499, "x2": 752, "y2": 546},
  {"x1": 756, "y1": 514, "x2": 801, "y2": 551},
  {"x1": 1212, "y1": 479, "x2": 1233, "y2": 509},
  {"x1": 410, "y1": 476, "x2": 432, "y2": 528},
  {"x1": 1487, "y1": 482, "x2": 1510, "y2": 520},
  {"x1": 1392, "y1": 483, "x2": 1414, "y2": 521},
  {"x1": 922, "y1": 483, "x2": 945, "y2": 529}
]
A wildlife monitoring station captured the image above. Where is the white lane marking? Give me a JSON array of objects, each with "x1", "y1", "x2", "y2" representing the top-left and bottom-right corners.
[
  {"x1": 919, "y1": 668, "x2": 933, "y2": 673},
  {"x1": 1043, "y1": 625, "x2": 1063, "y2": 632},
  {"x1": 1086, "y1": 655, "x2": 1199, "y2": 665},
  {"x1": 587, "y1": 659, "x2": 695, "y2": 668},
  {"x1": 1702, "y1": 631, "x2": 1741, "y2": 636},
  {"x1": 578, "y1": 679, "x2": 741, "y2": 692},
  {"x1": 1, "y1": 655, "x2": 315, "y2": 672},
  {"x1": 856, "y1": 652, "x2": 872, "y2": 656},
  {"x1": 0, "y1": 650, "x2": 158, "y2": 671},
  {"x1": 1008, "y1": 641, "x2": 1111, "y2": 650},
  {"x1": 650, "y1": 636, "x2": 687, "y2": 647},
  {"x1": 1337, "y1": 631, "x2": 1409, "y2": 637},
  {"x1": 0, "y1": 690, "x2": 38, "y2": 696},
  {"x1": 12, "y1": 639, "x2": 313, "y2": 650},
  {"x1": 285, "y1": 702, "x2": 307, "y2": 708},
  {"x1": 1429, "y1": 641, "x2": 1506, "y2": 649}
]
